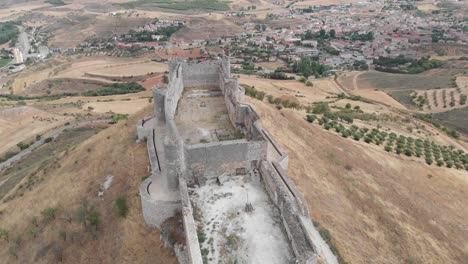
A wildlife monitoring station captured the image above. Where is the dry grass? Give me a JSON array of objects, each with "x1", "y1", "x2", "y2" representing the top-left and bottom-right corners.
[
  {"x1": 83, "y1": 98, "x2": 152, "y2": 115},
  {"x1": 0, "y1": 105, "x2": 177, "y2": 264},
  {"x1": 0, "y1": 106, "x2": 70, "y2": 157},
  {"x1": 248, "y1": 97, "x2": 468, "y2": 264}
]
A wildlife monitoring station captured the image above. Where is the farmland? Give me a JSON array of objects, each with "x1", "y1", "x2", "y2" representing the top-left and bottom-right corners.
[{"x1": 117, "y1": 0, "x2": 230, "y2": 11}]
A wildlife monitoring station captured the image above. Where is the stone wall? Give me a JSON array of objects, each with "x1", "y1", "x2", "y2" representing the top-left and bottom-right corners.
[
  {"x1": 179, "y1": 177, "x2": 204, "y2": 264},
  {"x1": 184, "y1": 139, "x2": 266, "y2": 183},
  {"x1": 182, "y1": 62, "x2": 220, "y2": 88},
  {"x1": 259, "y1": 161, "x2": 317, "y2": 264},
  {"x1": 140, "y1": 177, "x2": 181, "y2": 228}
]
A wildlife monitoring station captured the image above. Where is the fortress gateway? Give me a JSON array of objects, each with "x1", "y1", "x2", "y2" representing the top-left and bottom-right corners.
[{"x1": 137, "y1": 57, "x2": 320, "y2": 264}]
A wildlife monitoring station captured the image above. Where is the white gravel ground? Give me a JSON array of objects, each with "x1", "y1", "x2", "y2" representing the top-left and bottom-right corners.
[{"x1": 191, "y1": 174, "x2": 292, "y2": 264}]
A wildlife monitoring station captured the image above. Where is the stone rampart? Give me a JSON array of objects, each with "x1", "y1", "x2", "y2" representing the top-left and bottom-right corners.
[
  {"x1": 179, "y1": 177, "x2": 204, "y2": 264},
  {"x1": 182, "y1": 62, "x2": 220, "y2": 88},
  {"x1": 140, "y1": 177, "x2": 181, "y2": 228},
  {"x1": 184, "y1": 139, "x2": 266, "y2": 183},
  {"x1": 259, "y1": 160, "x2": 317, "y2": 264}
]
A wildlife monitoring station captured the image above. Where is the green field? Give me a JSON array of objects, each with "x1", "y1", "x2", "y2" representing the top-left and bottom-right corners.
[
  {"x1": 0, "y1": 21, "x2": 19, "y2": 45},
  {"x1": 44, "y1": 0, "x2": 66, "y2": 5},
  {"x1": 0, "y1": 58, "x2": 11, "y2": 68},
  {"x1": 118, "y1": 0, "x2": 229, "y2": 11}
]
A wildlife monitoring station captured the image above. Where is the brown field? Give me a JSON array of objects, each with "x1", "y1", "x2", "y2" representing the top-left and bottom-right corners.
[
  {"x1": 352, "y1": 90, "x2": 407, "y2": 110},
  {"x1": 0, "y1": 106, "x2": 177, "y2": 264},
  {"x1": 293, "y1": 0, "x2": 363, "y2": 7},
  {"x1": 83, "y1": 98, "x2": 152, "y2": 115},
  {"x1": 248, "y1": 97, "x2": 468, "y2": 264},
  {"x1": 416, "y1": 3, "x2": 440, "y2": 11},
  {"x1": 239, "y1": 74, "x2": 339, "y2": 105},
  {"x1": 0, "y1": 106, "x2": 70, "y2": 157},
  {"x1": 171, "y1": 16, "x2": 243, "y2": 42},
  {"x1": 257, "y1": 61, "x2": 287, "y2": 71},
  {"x1": 11, "y1": 57, "x2": 167, "y2": 95}
]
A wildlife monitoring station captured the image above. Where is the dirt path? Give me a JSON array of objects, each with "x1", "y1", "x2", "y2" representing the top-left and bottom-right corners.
[{"x1": 352, "y1": 71, "x2": 365, "y2": 90}]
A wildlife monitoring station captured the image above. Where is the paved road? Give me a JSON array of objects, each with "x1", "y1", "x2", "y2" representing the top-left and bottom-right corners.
[{"x1": 0, "y1": 119, "x2": 110, "y2": 172}]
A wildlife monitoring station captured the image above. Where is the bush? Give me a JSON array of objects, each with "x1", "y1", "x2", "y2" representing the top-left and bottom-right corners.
[
  {"x1": 17, "y1": 142, "x2": 30, "y2": 150},
  {"x1": 44, "y1": 137, "x2": 53, "y2": 143},
  {"x1": 0, "y1": 228, "x2": 8, "y2": 242},
  {"x1": 41, "y1": 207, "x2": 59, "y2": 222},
  {"x1": 426, "y1": 157, "x2": 433, "y2": 165},
  {"x1": 306, "y1": 114, "x2": 317, "y2": 123},
  {"x1": 404, "y1": 148, "x2": 413, "y2": 156},
  {"x1": 83, "y1": 82, "x2": 145, "y2": 96},
  {"x1": 312, "y1": 102, "x2": 330, "y2": 114},
  {"x1": 115, "y1": 197, "x2": 128, "y2": 218}
]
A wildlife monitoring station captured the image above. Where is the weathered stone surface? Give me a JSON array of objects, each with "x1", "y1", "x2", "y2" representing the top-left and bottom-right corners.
[{"x1": 139, "y1": 57, "x2": 322, "y2": 264}]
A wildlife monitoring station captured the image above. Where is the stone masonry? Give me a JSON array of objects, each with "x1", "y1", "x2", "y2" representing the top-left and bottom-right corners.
[{"x1": 138, "y1": 57, "x2": 325, "y2": 264}]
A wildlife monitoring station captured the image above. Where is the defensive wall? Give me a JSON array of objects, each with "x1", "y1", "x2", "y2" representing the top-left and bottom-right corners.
[{"x1": 138, "y1": 57, "x2": 320, "y2": 264}]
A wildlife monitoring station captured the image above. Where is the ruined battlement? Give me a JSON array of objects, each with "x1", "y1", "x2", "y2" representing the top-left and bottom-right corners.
[{"x1": 138, "y1": 57, "x2": 321, "y2": 264}]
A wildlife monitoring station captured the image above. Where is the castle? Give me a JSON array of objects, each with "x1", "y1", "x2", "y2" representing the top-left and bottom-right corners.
[{"x1": 137, "y1": 57, "x2": 321, "y2": 264}]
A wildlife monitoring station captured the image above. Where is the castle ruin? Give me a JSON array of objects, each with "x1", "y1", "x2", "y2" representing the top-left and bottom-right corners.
[{"x1": 137, "y1": 57, "x2": 322, "y2": 264}]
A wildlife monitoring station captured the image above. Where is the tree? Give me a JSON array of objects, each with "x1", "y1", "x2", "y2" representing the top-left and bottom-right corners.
[
  {"x1": 319, "y1": 29, "x2": 326, "y2": 39},
  {"x1": 345, "y1": 103, "x2": 351, "y2": 109},
  {"x1": 329, "y1": 29, "x2": 336, "y2": 38}
]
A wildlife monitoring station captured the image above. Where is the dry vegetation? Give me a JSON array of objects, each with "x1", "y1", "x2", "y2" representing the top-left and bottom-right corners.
[
  {"x1": 247, "y1": 97, "x2": 468, "y2": 264},
  {"x1": 0, "y1": 106, "x2": 177, "y2": 264}
]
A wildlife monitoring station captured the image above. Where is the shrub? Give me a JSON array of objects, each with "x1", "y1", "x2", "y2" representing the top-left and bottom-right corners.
[
  {"x1": 341, "y1": 129, "x2": 351, "y2": 138},
  {"x1": 41, "y1": 207, "x2": 59, "y2": 222},
  {"x1": 426, "y1": 157, "x2": 433, "y2": 165},
  {"x1": 115, "y1": 197, "x2": 128, "y2": 218},
  {"x1": 266, "y1": 95, "x2": 275, "y2": 104},
  {"x1": 306, "y1": 114, "x2": 317, "y2": 123},
  {"x1": 404, "y1": 148, "x2": 413, "y2": 156},
  {"x1": 44, "y1": 137, "x2": 53, "y2": 143},
  {"x1": 385, "y1": 146, "x2": 392, "y2": 152},
  {"x1": 312, "y1": 102, "x2": 330, "y2": 114},
  {"x1": 0, "y1": 228, "x2": 8, "y2": 242},
  {"x1": 17, "y1": 142, "x2": 30, "y2": 150},
  {"x1": 345, "y1": 103, "x2": 351, "y2": 109}
]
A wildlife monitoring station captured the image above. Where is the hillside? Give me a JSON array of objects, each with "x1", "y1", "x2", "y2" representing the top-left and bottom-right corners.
[
  {"x1": 0, "y1": 106, "x2": 177, "y2": 264},
  {"x1": 247, "y1": 97, "x2": 468, "y2": 264}
]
